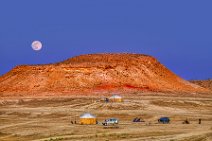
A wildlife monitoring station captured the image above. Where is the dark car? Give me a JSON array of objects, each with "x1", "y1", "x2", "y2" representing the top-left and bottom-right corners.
[
  {"x1": 158, "y1": 117, "x2": 170, "y2": 124},
  {"x1": 132, "y1": 117, "x2": 145, "y2": 122}
]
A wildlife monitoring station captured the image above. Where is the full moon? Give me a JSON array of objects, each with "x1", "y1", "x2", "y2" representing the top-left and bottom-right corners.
[{"x1": 31, "y1": 40, "x2": 42, "y2": 51}]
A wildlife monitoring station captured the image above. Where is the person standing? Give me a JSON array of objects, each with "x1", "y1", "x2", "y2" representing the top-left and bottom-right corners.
[{"x1": 199, "y1": 118, "x2": 201, "y2": 124}]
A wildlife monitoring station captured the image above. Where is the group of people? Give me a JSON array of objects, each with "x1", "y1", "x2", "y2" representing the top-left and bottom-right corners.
[
  {"x1": 71, "y1": 120, "x2": 77, "y2": 124},
  {"x1": 183, "y1": 118, "x2": 202, "y2": 124}
]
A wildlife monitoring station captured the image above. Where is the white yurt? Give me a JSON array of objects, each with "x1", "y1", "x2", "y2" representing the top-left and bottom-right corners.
[
  {"x1": 109, "y1": 94, "x2": 123, "y2": 102},
  {"x1": 79, "y1": 113, "x2": 97, "y2": 125}
]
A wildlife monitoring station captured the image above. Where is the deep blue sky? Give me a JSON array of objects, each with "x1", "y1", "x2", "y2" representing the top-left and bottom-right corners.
[{"x1": 0, "y1": 0, "x2": 211, "y2": 80}]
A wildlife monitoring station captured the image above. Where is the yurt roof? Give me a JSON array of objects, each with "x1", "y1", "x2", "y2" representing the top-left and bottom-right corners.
[
  {"x1": 110, "y1": 94, "x2": 122, "y2": 98},
  {"x1": 80, "y1": 113, "x2": 96, "y2": 118}
]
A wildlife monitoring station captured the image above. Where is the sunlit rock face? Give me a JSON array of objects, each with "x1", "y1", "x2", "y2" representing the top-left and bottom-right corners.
[{"x1": 0, "y1": 53, "x2": 208, "y2": 95}]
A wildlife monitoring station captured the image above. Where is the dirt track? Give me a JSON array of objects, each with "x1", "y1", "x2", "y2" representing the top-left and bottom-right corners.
[{"x1": 0, "y1": 93, "x2": 212, "y2": 141}]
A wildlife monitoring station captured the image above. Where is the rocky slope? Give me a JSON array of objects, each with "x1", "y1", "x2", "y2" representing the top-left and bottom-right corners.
[
  {"x1": 0, "y1": 53, "x2": 208, "y2": 95},
  {"x1": 190, "y1": 79, "x2": 212, "y2": 91}
]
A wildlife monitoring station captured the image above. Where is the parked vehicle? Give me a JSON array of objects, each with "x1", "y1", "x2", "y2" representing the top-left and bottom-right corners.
[
  {"x1": 158, "y1": 117, "x2": 170, "y2": 124},
  {"x1": 102, "y1": 118, "x2": 119, "y2": 126},
  {"x1": 132, "y1": 117, "x2": 145, "y2": 122}
]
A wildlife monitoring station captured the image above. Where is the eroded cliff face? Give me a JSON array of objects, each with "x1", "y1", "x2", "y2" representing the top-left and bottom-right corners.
[{"x1": 0, "y1": 53, "x2": 208, "y2": 95}]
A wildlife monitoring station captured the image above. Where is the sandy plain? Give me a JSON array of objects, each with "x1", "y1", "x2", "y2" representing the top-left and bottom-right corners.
[{"x1": 0, "y1": 93, "x2": 212, "y2": 141}]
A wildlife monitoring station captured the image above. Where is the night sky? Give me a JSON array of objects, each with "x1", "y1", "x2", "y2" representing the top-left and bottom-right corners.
[{"x1": 0, "y1": 0, "x2": 211, "y2": 80}]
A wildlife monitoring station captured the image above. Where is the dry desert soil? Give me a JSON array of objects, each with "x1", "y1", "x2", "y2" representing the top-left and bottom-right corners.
[{"x1": 0, "y1": 93, "x2": 212, "y2": 141}]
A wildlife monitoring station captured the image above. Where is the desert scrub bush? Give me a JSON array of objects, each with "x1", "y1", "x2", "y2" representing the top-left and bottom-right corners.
[
  {"x1": 44, "y1": 137, "x2": 63, "y2": 141},
  {"x1": 120, "y1": 133, "x2": 129, "y2": 138}
]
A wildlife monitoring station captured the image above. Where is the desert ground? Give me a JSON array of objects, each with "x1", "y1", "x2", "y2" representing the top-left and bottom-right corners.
[{"x1": 0, "y1": 93, "x2": 212, "y2": 141}]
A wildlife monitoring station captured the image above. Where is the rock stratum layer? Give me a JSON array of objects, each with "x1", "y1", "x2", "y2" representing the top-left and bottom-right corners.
[{"x1": 0, "y1": 53, "x2": 209, "y2": 95}]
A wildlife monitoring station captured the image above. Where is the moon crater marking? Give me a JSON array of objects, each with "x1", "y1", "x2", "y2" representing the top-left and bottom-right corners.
[{"x1": 31, "y1": 40, "x2": 42, "y2": 51}]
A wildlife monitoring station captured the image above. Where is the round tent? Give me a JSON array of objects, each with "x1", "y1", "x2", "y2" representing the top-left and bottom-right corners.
[
  {"x1": 79, "y1": 113, "x2": 97, "y2": 125},
  {"x1": 109, "y1": 94, "x2": 123, "y2": 102}
]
